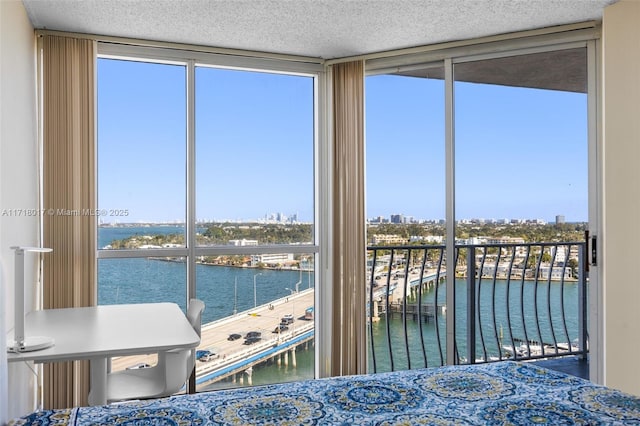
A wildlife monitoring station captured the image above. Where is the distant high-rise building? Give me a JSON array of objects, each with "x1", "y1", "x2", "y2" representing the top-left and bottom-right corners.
[
  {"x1": 390, "y1": 214, "x2": 404, "y2": 224},
  {"x1": 556, "y1": 215, "x2": 566, "y2": 225},
  {"x1": 368, "y1": 216, "x2": 386, "y2": 224}
]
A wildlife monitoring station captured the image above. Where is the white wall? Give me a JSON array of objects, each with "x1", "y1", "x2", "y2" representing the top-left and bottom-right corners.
[
  {"x1": 0, "y1": 0, "x2": 39, "y2": 421},
  {"x1": 602, "y1": 0, "x2": 640, "y2": 396}
]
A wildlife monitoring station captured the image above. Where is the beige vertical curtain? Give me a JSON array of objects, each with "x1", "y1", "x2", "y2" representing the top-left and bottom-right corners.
[
  {"x1": 331, "y1": 61, "x2": 367, "y2": 376},
  {"x1": 41, "y1": 35, "x2": 96, "y2": 409}
]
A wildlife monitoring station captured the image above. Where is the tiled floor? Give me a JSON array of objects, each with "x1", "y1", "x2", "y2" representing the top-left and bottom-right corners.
[{"x1": 532, "y1": 356, "x2": 589, "y2": 379}]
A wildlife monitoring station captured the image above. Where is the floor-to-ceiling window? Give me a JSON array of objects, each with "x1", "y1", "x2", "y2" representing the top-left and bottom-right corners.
[
  {"x1": 365, "y1": 40, "x2": 594, "y2": 374},
  {"x1": 193, "y1": 65, "x2": 316, "y2": 389},
  {"x1": 97, "y1": 46, "x2": 321, "y2": 391}
]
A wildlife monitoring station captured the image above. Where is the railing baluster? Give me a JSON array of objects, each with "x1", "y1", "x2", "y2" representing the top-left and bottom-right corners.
[
  {"x1": 533, "y1": 244, "x2": 545, "y2": 357},
  {"x1": 368, "y1": 248, "x2": 378, "y2": 373},
  {"x1": 491, "y1": 247, "x2": 502, "y2": 360},
  {"x1": 477, "y1": 248, "x2": 488, "y2": 362},
  {"x1": 384, "y1": 249, "x2": 395, "y2": 371},
  {"x1": 504, "y1": 247, "x2": 517, "y2": 361},
  {"x1": 466, "y1": 246, "x2": 476, "y2": 365},
  {"x1": 402, "y1": 249, "x2": 411, "y2": 370},
  {"x1": 417, "y1": 248, "x2": 429, "y2": 368},
  {"x1": 558, "y1": 244, "x2": 572, "y2": 354},
  {"x1": 434, "y1": 248, "x2": 445, "y2": 366},
  {"x1": 547, "y1": 244, "x2": 559, "y2": 354},
  {"x1": 520, "y1": 246, "x2": 532, "y2": 357}
]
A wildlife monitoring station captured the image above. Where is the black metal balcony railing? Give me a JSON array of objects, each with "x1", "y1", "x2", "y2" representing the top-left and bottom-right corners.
[{"x1": 367, "y1": 242, "x2": 587, "y2": 373}]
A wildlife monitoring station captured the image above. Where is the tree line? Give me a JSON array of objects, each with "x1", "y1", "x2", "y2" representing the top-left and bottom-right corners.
[{"x1": 107, "y1": 221, "x2": 586, "y2": 249}]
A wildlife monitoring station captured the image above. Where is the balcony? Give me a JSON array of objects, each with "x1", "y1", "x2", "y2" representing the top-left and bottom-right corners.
[{"x1": 367, "y1": 241, "x2": 588, "y2": 377}]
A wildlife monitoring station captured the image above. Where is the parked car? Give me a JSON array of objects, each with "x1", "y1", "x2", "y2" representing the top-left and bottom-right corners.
[
  {"x1": 227, "y1": 333, "x2": 242, "y2": 341},
  {"x1": 273, "y1": 324, "x2": 289, "y2": 333},
  {"x1": 280, "y1": 314, "x2": 294, "y2": 325},
  {"x1": 196, "y1": 349, "x2": 214, "y2": 362}
]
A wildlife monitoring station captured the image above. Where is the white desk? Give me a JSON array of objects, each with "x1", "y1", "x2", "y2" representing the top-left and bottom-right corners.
[{"x1": 7, "y1": 303, "x2": 200, "y2": 406}]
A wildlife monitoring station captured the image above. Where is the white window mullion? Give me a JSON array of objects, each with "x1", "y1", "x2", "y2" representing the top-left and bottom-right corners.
[
  {"x1": 444, "y1": 57, "x2": 456, "y2": 366},
  {"x1": 316, "y1": 67, "x2": 332, "y2": 378},
  {"x1": 186, "y1": 59, "x2": 197, "y2": 303},
  {"x1": 587, "y1": 38, "x2": 603, "y2": 385}
]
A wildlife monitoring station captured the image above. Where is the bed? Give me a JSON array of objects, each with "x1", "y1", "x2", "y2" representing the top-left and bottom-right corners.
[{"x1": 10, "y1": 361, "x2": 640, "y2": 425}]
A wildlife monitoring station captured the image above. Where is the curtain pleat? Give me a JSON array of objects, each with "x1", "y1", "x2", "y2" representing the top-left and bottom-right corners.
[
  {"x1": 331, "y1": 61, "x2": 367, "y2": 376},
  {"x1": 41, "y1": 35, "x2": 96, "y2": 409}
]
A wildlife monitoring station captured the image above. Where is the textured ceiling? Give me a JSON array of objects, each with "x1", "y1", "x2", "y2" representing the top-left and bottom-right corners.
[
  {"x1": 396, "y1": 48, "x2": 588, "y2": 93},
  {"x1": 22, "y1": 0, "x2": 617, "y2": 59}
]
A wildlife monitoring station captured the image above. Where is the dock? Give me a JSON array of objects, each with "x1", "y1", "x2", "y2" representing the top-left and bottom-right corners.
[
  {"x1": 370, "y1": 269, "x2": 446, "y2": 321},
  {"x1": 383, "y1": 301, "x2": 445, "y2": 321}
]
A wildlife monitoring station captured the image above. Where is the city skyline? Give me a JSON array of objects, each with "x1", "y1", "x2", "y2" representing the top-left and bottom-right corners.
[{"x1": 99, "y1": 212, "x2": 582, "y2": 227}]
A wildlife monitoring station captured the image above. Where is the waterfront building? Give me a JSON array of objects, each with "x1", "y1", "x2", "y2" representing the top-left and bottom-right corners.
[
  {"x1": 409, "y1": 235, "x2": 444, "y2": 244},
  {"x1": 250, "y1": 253, "x2": 295, "y2": 267},
  {"x1": 535, "y1": 266, "x2": 574, "y2": 280},
  {"x1": 371, "y1": 234, "x2": 406, "y2": 245},
  {"x1": 485, "y1": 236, "x2": 526, "y2": 245},
  {"x1": 228, "y1": 239, "x2": 259, "y2": 246}
]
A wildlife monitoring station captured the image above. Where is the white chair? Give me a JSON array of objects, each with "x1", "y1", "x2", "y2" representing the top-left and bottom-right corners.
[{"x1": 106, "y1": 299, "x2": 205, "y2": 403}]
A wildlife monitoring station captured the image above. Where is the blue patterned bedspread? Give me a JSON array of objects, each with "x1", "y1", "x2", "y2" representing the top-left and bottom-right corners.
[{"x1": 10, "y1": 361, "x2": 640, "y2": 425}]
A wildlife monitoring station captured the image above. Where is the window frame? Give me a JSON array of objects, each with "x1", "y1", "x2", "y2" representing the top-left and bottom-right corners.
[{"x1": 95, "y1": 42, "x2": 328, "y2": 385}]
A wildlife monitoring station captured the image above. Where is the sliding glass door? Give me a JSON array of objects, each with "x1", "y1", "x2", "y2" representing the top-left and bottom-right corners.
[
  {"x1": 453, "y1": 48, "x2": 589, "y2": 368},
  {"x1": 365, "y1": 44, "x2": 593, "y2": 374},
  {"x1": 365, "y1": 65, "x2": 446, "y2": 371}
]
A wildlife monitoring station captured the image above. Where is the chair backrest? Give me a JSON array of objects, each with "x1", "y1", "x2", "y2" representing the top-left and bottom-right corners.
[
  {"x1": 159, "y1": 299, "x2": 205, "y2": 394},
  {"x1": 186, "y1": 298, "x2": 205, "y2": 337}
]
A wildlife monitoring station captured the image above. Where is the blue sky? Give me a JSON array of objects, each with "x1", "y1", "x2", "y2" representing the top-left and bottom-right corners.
[
  {"x1": 366, "y1": 73, "x2": 588, "y2": 223},
  {"x1": 98, "y1": 57, "x2": 588, "y2": 224},
  {"x1": 98, "y1": 59, "x2": 313, "y2": 223}
]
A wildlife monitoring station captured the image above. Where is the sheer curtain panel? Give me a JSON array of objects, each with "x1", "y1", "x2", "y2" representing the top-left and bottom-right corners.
[
  {"x1": 331, "y1": 61, "x2": 367, "y2": 377},
  {"x1": 41, "y1": 34, "x2": 96, "y2": 409}
]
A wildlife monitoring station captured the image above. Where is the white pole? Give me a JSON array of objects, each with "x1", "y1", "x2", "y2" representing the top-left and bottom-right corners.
[
  {"x1": 253, "y1": 273, "x2": 262, "y2": 308},
  {"x1": 13, "y1": 248, "x2": 25, "y2": 347}
]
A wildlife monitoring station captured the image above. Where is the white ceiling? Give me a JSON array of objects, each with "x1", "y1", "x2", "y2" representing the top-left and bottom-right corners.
[{"x1": 22, "y1": 0, "x2": 618, "y2": 59}]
